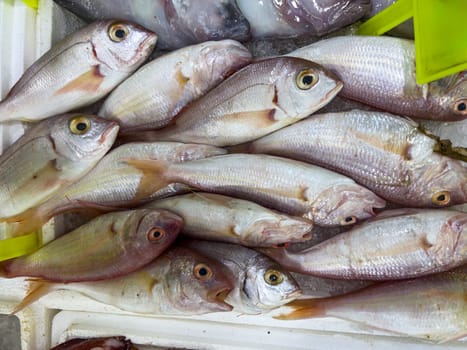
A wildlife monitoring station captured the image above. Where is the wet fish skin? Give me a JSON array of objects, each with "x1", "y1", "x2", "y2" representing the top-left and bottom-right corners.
[
  {"x1": 127, "y1": 154, "x2": 386, "y2": 227},
  {"x1": 146, "y1": 192, "x2": 313, "y2": 247},
  {"x1": 277, "y1": 268, "x2": 467, "y2": 343},
  {"x1": 238, "y1": 0, "x2": 370, "y2": 38},
  {"x1": 416, "y1": 118, "x2": 467, "y2": 148},
  {"x1": 0, "y1": 20, "x2": 157, "y2": 123},
  {"x1": 131, "y1": 57, "x2": 342, "y2": 147},
  {"x1": 0, "y1": 114, "x2": 119, "y2": 221},
  {"x1": 4, "y1": 142, "x2": 226, "y2": 236},
  {"x1": 50, "y1": 336, "x2": 136, "y2": 350},
  {"x1": 289, "y1": 36, "x2": 467, "y2": 121},
  {"x1": 99, "y1": 40, "x2": 252, "y2": 132},
  {"x1": 261, "y1": 209, "x2": 467, "y2": 280},
  {"x1": 15, "y1": 246, "x2": 233, "y2": 315},
  {"x1": 3, "y1": 209, "x2": 182, "y2": 282},
  {"x1": 184, "y1": 239, "x2": 301, "y2": 314},
  {"x1": 248, "y1": 109, "x2": 467, "y2": 207}
]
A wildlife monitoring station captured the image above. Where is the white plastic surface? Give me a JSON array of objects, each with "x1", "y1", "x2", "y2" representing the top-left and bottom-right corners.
[{"x1": 0, "y1": 1, "x2": 466, "y2": 349}]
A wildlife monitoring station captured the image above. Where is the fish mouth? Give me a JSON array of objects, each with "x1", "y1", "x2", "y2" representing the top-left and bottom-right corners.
[{"x1": 99, "y1": 122, "x2": 120, "y2": 145}]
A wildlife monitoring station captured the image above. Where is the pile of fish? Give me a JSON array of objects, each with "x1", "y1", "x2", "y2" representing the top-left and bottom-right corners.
[{"x1": 0, "y1": 0, "x2": 466, "y2": 347}]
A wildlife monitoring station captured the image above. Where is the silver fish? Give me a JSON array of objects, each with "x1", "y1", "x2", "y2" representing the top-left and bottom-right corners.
[
  {"x1": 146, "y1": 192, "x2": 313, "y2": 247},
  {"x1": 0, "y1": 20, "x2": 157, "y2": 123},
  {"x1": 417, "y1": 119, "x2": 467, "y2": 148},
  {"x1": 184, "y1": 240, "x2": 301, "y2": 314},
  {"x1": 4, "y1": 142, "x2": 226, "y2": 236},
  {"x1": 13, "y1": 246, "x2": 233, "y2": 315},
  {"x1": 248, "y1": 109, "x2": 467, "y2": 207},
  {"x1": 99, "y1": 40, "x2": 252, "y2": 132},
  {"x1": 288, "y1": 36, "x2": 467, "y2": 121},
  {"x1": 277, "y1": 268, "x2": 467, "y2": 343},
  {"x1": 0, "y1": 114, "x2": 119, "y2": 222},
  {"x1": 237, "y1": 0, "x2": 370, "y2": 38},
  {"x1": 130, "y1": 57, "x2": 342, "y2": 147},
  {"x1": 261, "y1": 209, "x2": 467, "y2": 280},
  {"x1": 125, "y1": 154, "x2": 386, "y2": 227},
  {"x1": 54, "y1": 0, "x2": 250, "y2": 50}
]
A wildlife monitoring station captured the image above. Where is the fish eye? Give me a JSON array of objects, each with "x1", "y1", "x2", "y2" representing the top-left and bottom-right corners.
[
  {"x1": 296, "y1": 69, "x2": 319, "y2": 90},
  {"x1": 194, "y1": 263, "x2": 213, "y2": 281},
  {"x1": 147, "y1": 227, "x2": 165, "y2": 242},
  {"x1": 69, "y1": 116, "x2": 91, "y2": 135},
  {"x1": 108, "y1": 23, "x2": 129, "y2": 42},
  {"x1": 264, "y1": 269, "x2": 284, "y2": 285},
  {"x1": 340, "y1": 216, "x2": 357, "y2": 226},
  {"x1": 431, "y1": 191, "x2": 451, "y2": 206},
  {"x1": 454, "y1": 100, "x2": 467, "y2": 114}
]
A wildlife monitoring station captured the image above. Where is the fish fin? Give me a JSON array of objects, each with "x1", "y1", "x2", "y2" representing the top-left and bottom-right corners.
[
  {"x1": 12, "y1": 279, "x2": 52, "y2": 314},
  {"x1": 123, "y1": 158, "x2": 173, "y2": 199},
  {"x1": 274, "y1": 298, "x2": 326, "y2": 320},
  {"x1": 73, "y1": 200, "x2": 123, "y2": 214},
  {"x1": 1, "y1": 207, "x2": 47, "y2": 238},
  {"x1": 54, "y1": 66, "x2": 104, "y2": 95}
]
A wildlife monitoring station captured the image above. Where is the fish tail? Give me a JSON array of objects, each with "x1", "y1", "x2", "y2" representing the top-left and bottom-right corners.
[
  {"x1": 274, "y1": 298, "x2": 327, "y2": 320},
  {"x1": 12, "y1": 279, "x2": 52, "y2": 314},
  {"x1": 1, "y1": 206, "x2": 48, "y2": 237},
  {"x1": 123, "y1": 158, "x2": 173, "y2": 198}
]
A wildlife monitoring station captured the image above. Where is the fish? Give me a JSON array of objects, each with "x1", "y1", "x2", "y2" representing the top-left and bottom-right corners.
[
  {"x1": 260, "y1": 209, "x2": 467, "y2": 280},
  {"x1": 54, "y1": 0, "x2": 250, "y2": 50},
  {"x1": 276, "y1": 268, "x2": 467, "y2": 343},
  {"x1": 416, "y1": 119, "x2": 467, "y2": 148},
  {"x1": 126, "y1": 57, "x2": 342, "y2": 147},
  {"x1": 184, "y1": 239, "x2": 301, "y2": 314},
  {"x1": 288, "y1": 36, "x2": 467, "y2": 121},
  {"x1": 3, "y1": 142, "x2": 226, "y2": 236},
  {"x1": 247, "y1": 110, "x2": 467, "y2": 207},
  {"x1": 13, "y1": 246, "x2": 233, "y2": 315},
  {"x1": 123, "y1": 154, "x2": 386, "y2": 227},
  {"x1": 145, "y1": 192, "x2": 313, "y2": 247},
  {"x1": 0, "y1": 20, "x2": 157, "y2": 123},
  {"x1": 99, "y1": 40, "x2": 252, "y2": 133},
  {"x1": 50, "y1": 336, "x2": 136, "y2": 350},
  {"x1": 237, "y1": 0, "x2": 371, "y2": 38},
  {"x1": 2, "y1": 209, "x2": 182, "y2": 282},
  {"x1": 0, "y1": 114, "x2": 119, "y2": 223}
]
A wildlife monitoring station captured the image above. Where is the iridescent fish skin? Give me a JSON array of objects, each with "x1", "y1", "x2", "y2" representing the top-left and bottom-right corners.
[
  {"x1": 0, "y1": 114, "x2": 119, "y2": 221},
  {"x1": 3, "y1": 209, "x2": 182, "y2": 282},
  {"x1": 127, "y1": 154, "x2": 386, "y2": 227},
  {"x1": 289, "y1": 36, "x2": 467, "y2": 121},
  {"x1": 277, "y1": 268, "x2": 467, "y2": 343},
  {"x1": 249, "y1": 110, "x2": 467, "y2": 207},
  {"x1": 0, "y1": 20, "x2": 157, "y2": 123},
  {"x1": 146, "y1": 192, "x2": 313, "y2": 247},
  {"x1": 99, "y1": 40, "x2": 252, "y2": 132},
  {"x1": 132, "y1": 57, "x2": 342, "y2": 147},
  {"x1": 261, "y1": 209, "x2": 467, "y2": 280},
  {"x1": 184, "y1": 239, "x2": 301, "y2": 314}
]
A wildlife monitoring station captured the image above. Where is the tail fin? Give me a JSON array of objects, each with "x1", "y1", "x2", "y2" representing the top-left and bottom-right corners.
[
  {"x1": 1, "y1": 206, "x2": 48, "y2": 238},
  {"x1": 12, "y1": 279, "x2": 53, "y2": 314},
  {"x1": 274, "y1": 298, "x2": 327, "y2": 320}
]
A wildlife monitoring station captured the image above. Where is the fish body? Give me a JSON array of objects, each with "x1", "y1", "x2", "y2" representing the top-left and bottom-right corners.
[
  {"x1": 134, "y1": 57, "x2": 342, "y2": 146},
  {"x1": 54, "y1": 0, "x2": 250, "y2": 50},
  {"x1": 3, "y1": 209, "x2": 182, "y2": 282},
  {"x1": 184, "y1": 240, "x2": 301, "y2": 314},
  {"x1": 99, "y1": 40, "x2": 252, "y2": 132},
  {"x1": 417, "y1": 119, "x2": 467, "y2": 148},
  {"x1": 146, "y1": 193, "x2": 312, "y2": 247},
  {"x1": 249, "y1": 110, "x2": 467, "y2": 207},
  {"x1": 130, "y1": 154, "x2": 385, "y2": 226},
  {"x1": 0, "y1": 20, "x2": 157, "y2": 123},
  {"x1": 50, "y1": 336, "x2": 135, "y2": 350},
  {"x1": 261, "y1": 209, "x2": 467, "y2": 280},
  {"x1": 4, "y1": 142, "x2": 226, "y2": 236},
  {"x1": 278, "y1": 268, "x2": 467, "y2": 343},
  {"x1": 288, "y1": 36, "x2": 467, "y2": 121},
  {"x1": 0, "y1": 114, "x2": 119, "y2": 221},
  {"x1": 237, "y1": 0, "x2": 370, "y2": 38}
]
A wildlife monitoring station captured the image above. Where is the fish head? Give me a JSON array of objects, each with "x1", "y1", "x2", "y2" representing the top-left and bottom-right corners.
[
  {"x1": 161, "y1": 246, "x2": 234, "y2": 313},
  {"x1": 240, "y1": 257, "x2": 301, "y2": 310},
  {"x1": 91, "y1": 20, "x2": 157, "y2": 73},
  {"x1": 50, "y1": 113, "x2": 119, "y2": 162},
  {"x1": 430, "y1": 71, "x2": 467, "y2": 120},
  {"x1": 312, "y1": 183, "x2": 386, "y2": 226},
  {"x1": 273, "y1": 57, "x2": 343, "y2": 119}
]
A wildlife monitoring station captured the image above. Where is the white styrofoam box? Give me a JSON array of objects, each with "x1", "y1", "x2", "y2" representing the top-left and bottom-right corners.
[{"x1": 0, "y1": 1, "x2": 466, "y2": 349}]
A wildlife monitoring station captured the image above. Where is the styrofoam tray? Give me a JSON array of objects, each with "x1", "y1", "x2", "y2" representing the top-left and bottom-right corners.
[{"x1": 0, "y1": 1, "x2": 466, "y2": 349}]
